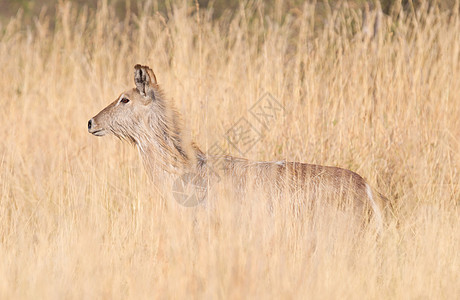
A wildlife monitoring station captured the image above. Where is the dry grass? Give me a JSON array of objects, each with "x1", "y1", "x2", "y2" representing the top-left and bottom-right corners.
[{"x1": 0, "y1": 0, "x2": 459, "y2": 298}]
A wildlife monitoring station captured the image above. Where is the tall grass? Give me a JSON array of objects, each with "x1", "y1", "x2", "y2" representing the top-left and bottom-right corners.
[{"x1": 0, "y1": 0, "x2": 458, "y2": 298}]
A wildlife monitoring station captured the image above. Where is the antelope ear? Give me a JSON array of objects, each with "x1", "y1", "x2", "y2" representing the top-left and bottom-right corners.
[{"x1": 134, "y1": 64, "x2": 157, "y2": 98}]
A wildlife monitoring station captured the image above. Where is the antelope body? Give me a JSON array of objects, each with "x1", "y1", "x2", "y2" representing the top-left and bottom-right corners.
[{"x1": 88, "y1": 65, "x2": 389, "y2": 231}]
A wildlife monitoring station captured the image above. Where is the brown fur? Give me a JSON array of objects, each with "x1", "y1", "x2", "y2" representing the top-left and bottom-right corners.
[{"x1": 88, "y1": 64, "x2": 389, "y2": 230}]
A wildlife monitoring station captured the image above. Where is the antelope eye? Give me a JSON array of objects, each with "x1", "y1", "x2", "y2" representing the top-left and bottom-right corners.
[{"x1": 121, "y1": 97, "x2": 130, "y2": 104}]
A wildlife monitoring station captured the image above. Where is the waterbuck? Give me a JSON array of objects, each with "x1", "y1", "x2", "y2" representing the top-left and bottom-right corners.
[{"x1": 88, "y1": 64, "x2": 389, "y2": 231}]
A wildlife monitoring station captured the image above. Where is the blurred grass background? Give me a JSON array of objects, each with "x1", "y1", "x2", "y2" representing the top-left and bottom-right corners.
[{"x1": 1, "y1": 0, "x2": 458, "y2": 25}]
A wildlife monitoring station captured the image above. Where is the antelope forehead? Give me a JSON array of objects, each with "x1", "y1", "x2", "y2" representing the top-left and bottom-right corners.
[{"x1": 121, "y1": 89, "x2": 147, "y2": 103}]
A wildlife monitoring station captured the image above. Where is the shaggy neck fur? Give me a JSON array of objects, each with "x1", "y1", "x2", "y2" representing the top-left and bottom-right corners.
[{"x1": 129, "y1": 87, "x2": 204, "y2": 177}]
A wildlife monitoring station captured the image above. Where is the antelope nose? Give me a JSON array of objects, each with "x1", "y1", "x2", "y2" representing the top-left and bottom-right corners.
[{"x1": 88, "y1": 119, "x2": 93, "y2": 131}]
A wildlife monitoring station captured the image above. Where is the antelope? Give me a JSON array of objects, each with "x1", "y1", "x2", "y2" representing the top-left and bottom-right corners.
[{"x1": 88, "y1": 64, "x2": 389, "y2": 231}]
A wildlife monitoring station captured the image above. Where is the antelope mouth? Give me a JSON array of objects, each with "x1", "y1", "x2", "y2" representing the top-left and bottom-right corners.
[{"x1": 90, "y1": 129, "x2": 106, "y2": 136}]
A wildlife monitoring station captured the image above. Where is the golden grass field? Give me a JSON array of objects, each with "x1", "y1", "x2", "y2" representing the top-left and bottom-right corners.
[{"x1": 0, "y1": 0, "x2": 459, "y2": 298}]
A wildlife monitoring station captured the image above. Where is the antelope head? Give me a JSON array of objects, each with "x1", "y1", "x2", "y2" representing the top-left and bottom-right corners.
[
  {"x1": 88, "y1": 64, "x2": 192, "y2": 170},
  {"x1": 88, "y1": 64, "x2": 162, "y2": 143}
]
